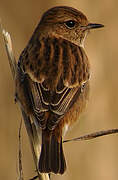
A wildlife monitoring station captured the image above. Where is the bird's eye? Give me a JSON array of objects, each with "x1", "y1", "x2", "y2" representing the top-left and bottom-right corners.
[{"x1": 65, "y1": 20, "x2": 76, "y2": 28}]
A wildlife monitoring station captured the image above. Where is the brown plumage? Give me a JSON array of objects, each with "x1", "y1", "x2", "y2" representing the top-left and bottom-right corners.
[{"x1": 15, "y1": 6, "x2": 103, "y2": 174}]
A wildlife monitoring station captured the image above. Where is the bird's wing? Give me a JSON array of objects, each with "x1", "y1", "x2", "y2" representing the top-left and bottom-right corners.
[{"x1": 27, "y1": 79, "x2": 82, "y2": 130}]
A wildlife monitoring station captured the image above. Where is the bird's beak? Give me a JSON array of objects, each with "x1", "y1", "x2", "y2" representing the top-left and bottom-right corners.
[{"x1": 86, "y1": 23, "x2": 104, "y2": 29}]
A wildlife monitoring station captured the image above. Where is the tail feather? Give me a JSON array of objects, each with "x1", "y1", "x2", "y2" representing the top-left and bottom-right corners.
[
  {"x1": 38, "y1": 132, "x2": 51, "y2": 173},
  {"x1": 60, "y1": 139, "x2": 66, "y2": 174},
  {"x1": 51, "y1": 134, "x2": 60, "y2": 173},
  {"x1": 38, "y1": 130, "x2": 66, "y2": 174}
]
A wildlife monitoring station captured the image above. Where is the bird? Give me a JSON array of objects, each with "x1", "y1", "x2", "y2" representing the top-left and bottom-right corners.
[{"x1": 15, "y1": 6, "x2": 104, "y2": 174}]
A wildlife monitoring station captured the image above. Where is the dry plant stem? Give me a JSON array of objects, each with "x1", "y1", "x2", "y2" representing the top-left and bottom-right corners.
[
  {"x1": 2, "y1": 27, "x2": 16, "y2": 79},
  {"x1": 18, "y1": 119, "x2": 24, "y2": 180},
  {"x1": 64, "y1": 128, "x2": 118, "y2": 143},
  {"x1": 1, "y1": 25, "x2": 49, "y2": 180}
]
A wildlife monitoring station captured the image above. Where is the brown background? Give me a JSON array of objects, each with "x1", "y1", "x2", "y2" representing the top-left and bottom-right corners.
[{"x1": 0, "y1": 0, "x2": 118, "y2": 180}]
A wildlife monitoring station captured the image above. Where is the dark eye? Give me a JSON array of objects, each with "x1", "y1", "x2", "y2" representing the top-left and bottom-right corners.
[{"x1": 65, "y1": 20, "x2": 76, "y2": 28}]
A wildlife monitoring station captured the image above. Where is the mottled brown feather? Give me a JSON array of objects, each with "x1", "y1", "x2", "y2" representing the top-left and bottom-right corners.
[{"x1": 20, "y1": 37, "x2": 90, "y2": 89}]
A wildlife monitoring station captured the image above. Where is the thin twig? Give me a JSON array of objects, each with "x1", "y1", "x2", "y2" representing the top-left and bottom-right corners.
[
  {"x1": 18, "y1": 119, "x2": 24, "y2": 180},
  {"x1": 64, "y1": 128, "x2": 118, "y2": 143},
  {"x1": 1, "y1": 23, "x2": 16, "y2": 79}
]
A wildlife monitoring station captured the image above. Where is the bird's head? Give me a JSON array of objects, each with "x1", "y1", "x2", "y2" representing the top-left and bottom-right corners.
[{"x1": 37, "y1": 6, "x2": 104, "y2": 46}]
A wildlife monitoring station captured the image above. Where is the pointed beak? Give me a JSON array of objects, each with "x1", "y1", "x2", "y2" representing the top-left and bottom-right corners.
[{"x1": 86, "y1": 23, "x2": 104, "y2": 29}]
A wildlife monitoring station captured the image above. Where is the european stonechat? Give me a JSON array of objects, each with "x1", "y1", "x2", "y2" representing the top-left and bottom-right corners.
[{"x1": 15, "y1": 6, "x2": 104, "y2": 174}]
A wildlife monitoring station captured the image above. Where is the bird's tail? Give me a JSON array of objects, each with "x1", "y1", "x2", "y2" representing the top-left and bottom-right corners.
[{"x1": 38, "y1": 130, "x2": 66, "y2": 174}]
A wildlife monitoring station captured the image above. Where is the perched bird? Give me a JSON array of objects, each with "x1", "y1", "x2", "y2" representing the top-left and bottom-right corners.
[{"x1": 15, "y1": 6, "x2": 104, "y2": 174}]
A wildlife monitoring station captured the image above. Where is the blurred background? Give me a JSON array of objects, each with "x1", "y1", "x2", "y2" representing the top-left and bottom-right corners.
[{"x1": 0, "y1": 0, "x2": 118, "y2": 180}]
